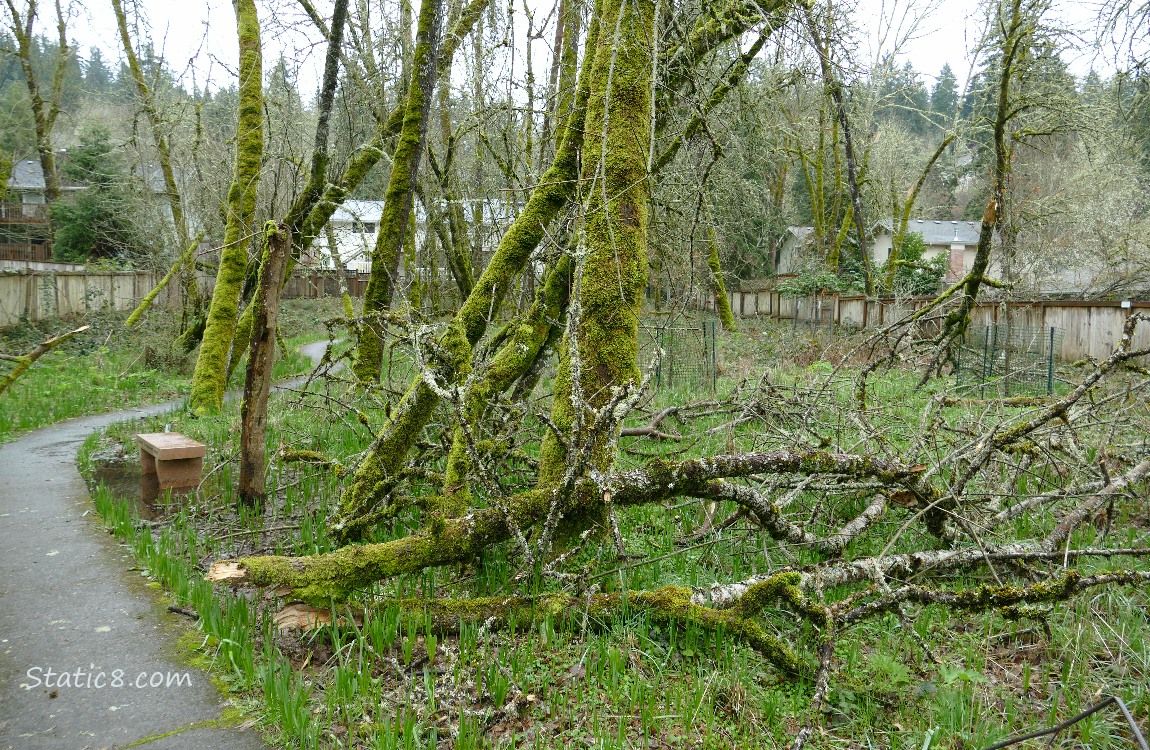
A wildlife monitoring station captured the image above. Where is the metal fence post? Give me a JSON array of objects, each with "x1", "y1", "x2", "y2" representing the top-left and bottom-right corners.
[
  {"x1": 1047, "y1": 326, "x2": 1055, "y2": 395},
  {"x1": 981, "y1": 324, "x2": 991, "y2": 398},
  {"x1": 711, "y1": 320, "x2": 718, "y2": 392}
]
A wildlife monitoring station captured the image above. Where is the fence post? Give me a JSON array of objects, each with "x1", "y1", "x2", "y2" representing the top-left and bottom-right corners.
[
  {"x1": 981, "y1": 324, "x2": 991, "y2": 398},
  {"x1": 711, "y1": 320, "x2": 717, "y2": 392},
  {"x1": 1047, "y1": 326, "x2": 1055, "y2": 395}
]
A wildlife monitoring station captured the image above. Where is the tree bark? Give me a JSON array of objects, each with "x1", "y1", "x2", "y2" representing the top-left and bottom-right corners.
[
  {"x1": 537, "y1": 0, "x2": 655, "y2": 492},
  {"x1": 239, "y1": 224, "x2": 290, "y2": 506},
  {"x1": 187, "y1": 0, "x2": 264, "y2": 415}
]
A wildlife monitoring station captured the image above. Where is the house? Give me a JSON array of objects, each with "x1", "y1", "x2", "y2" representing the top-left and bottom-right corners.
[
  {"x1": 2, "y1": 158, "x2": 181, "y2": 265},
  {"x1": 0, "y1": 159, "x2": 81, "y2": 263},
  {"x1": 308, "y1": 200, "x2": 386, "y2": 272},
  {"x1": 776, "y1": 226, "x2": 816, "y2": 275},
  {"x1": 777, "y1": 219, "x2": 993, "y2": 282},
  {"x1": 307, "y1": 197, "x2": 522, "y2": 275},
  {"x1": 870, "y1": 218, "x2": 985, "y2": 280}
]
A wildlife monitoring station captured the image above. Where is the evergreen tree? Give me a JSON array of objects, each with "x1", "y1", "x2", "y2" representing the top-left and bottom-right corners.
[
  {"x1": 84, "y1": 47, "x2": 111, "y2": 92},
  {"x1": 51, "y1": 125, "x2": 143, "y2": 262},
  {"x1": 930, "y1": 63, "x2": 959, "y2": 127}
]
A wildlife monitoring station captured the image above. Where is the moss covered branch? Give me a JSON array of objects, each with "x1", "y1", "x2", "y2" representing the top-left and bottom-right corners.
[
  {"x1": 217, "y1": 448, "x2": 929, "y2": 600},
  {"x1": 0, "y1": 325, "x2": 88, "y2": 396}
]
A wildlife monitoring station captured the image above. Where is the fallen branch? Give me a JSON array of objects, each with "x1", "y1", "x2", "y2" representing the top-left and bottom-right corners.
[
  {"x1": 208, "y1": 449, "x2": 930, "y2": 599},
  {"x1": 0, "y1": 325, "x2": 90, "y2": 396},
  {"x1": 981, "y1": 695, "x2": 1149, "y2": 750}
]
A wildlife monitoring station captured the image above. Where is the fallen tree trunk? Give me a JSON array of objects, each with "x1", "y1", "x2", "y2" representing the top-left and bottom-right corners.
[{"x1": 211, "y1": 448, "x2": 930, "y2": 600}]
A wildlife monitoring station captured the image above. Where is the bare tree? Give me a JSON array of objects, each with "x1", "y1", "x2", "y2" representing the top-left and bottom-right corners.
[{"x1": 1, "y1": 0, "x2": 70, "y2": 203}]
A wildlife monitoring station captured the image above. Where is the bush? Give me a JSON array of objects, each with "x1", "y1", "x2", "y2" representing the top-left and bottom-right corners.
[{"x1": 882, "y1": 232, "x2": 948, "y2": 296}]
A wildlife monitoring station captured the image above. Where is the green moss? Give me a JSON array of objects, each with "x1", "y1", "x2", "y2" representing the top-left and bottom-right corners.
[
  {"x1": 539, "y1": 0, "x2": 654, "y2": 493},
  {"x1": 334, "y1": 10, "x2": 603, "y2": 538},
  {"x1": 442, "y1": 256, "x2": 572, "y2": 513},
  {"x1": 188, "y1": 0, "x2": 264, "y2": 415},
  {"x1": 354, "y1": 0, "x2": 444, "y2": 382},
  {"x1": 705, "y1": 216, "x2": 736, "y2": 331}
]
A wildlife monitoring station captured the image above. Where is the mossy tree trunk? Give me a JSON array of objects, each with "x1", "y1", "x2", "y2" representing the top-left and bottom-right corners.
[
  {"x1": 705, "y1": 201, "x2": 737, "y2": 331},
  {"x1": 330, "y1": 10, "x2": 603, "y2": 541},
  {"x1": 353, "y1": 0, "x2": 445, "y2": 382},
  {"x1": 187, "y1": 0, "x2": 264, "y2": 415},
  {"x1": 537, "y1": 0, "x2": 654, "y2": 488},
  {"x1": 441, "y1": 256, "x2": 572, "y2": 514},
  {"x1": 238, "y1": 223, "x2": 289, "y2": 506},
  {"x1": 937, "y1": 0, "x2": 1029, "y2": 350}
]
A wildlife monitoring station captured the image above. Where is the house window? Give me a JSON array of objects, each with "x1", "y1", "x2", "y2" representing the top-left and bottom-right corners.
[
  {"x1": 363, "y1": 222, "x2": 376, "y2": 234},
  {"x1": 352, "y1": 220, "x2": 363, "y2": 233}
]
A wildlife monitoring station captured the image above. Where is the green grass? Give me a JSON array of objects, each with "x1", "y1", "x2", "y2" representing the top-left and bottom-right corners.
[
  {"x1": 0, "y1": 298, "x2": 343, "y2": 442},
  {"x1": 79, "y1": 313, "x2": 1150, "y2": 749}
]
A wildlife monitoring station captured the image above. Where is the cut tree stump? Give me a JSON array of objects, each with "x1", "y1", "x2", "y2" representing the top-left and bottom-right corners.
[{"x1": 136, "y1": 433, "x2": 206, "y2": 493}]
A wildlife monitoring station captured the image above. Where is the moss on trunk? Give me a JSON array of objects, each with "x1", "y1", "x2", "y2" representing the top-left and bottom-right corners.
[
  {"x1": 187, "y1": 0, "x2": 264, "y2": 414},
  {"x1": 441, "y1": 256, "x2": 572, "y2": 514},
  {"x1": 331, "y1": 9, "x2": 603, "y2": 541},
  {"x1": 705, "y1": 206, "x2": 737, "y2": 331},
  {"x1": 353, "y1": 0, "x2": 445, "y2": 382},
  {"x1": 538, "y1": 0, "x2": 655, "y2": 494}
]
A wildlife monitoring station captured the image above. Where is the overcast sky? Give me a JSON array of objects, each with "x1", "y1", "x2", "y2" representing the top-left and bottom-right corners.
[{"x1": 60, "y1": 0, "x2": 1128, "y2": 96}]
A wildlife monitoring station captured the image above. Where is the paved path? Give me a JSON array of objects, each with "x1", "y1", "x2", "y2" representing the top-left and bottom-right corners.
[{"x1": 0, "y1": 342, "x2": 331, "y2": 750}]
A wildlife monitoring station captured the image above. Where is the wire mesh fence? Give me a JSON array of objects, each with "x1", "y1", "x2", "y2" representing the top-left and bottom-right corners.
[
  {"x1": 954, "y1": 324, "x2": 1062, "y2": 396},
  {"x1": 639, "y1": 319, "x2": 719, "y2": 393}
]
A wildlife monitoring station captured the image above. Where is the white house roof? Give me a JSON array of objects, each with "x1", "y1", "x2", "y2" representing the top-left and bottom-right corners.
[
  {"x1": 875, "y1": 218, "x2": 982, "y2": 246},
  {"x1": 332, "y1": 200, "x2": 385, "y2": 223},
  {"x1": 785, "y1": 226, "x2": 815, "y2": 241}
]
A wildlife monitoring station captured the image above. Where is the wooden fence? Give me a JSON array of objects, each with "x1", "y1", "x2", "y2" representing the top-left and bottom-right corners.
[
  {"x1": 282, "y1": 270, "x2": 371, "y2": 299},
  {"x1": 711, "y1": 288, "x2": 1150, "y2": 364},
  {"x1": 6, "y1": 264, "x2": 1145, "y2": 366},
  {"x1": 0, "y1": 269, "x2": 171, "y2": 328}
]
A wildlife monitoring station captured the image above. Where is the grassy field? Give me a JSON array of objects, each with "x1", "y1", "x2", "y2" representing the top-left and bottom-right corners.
[
  {"x1": 0, "y1": 298, "x2": 344, "y2": 442},
  {"x1": 79, "y1": 313, "x2": 1150, "y2": 749}
]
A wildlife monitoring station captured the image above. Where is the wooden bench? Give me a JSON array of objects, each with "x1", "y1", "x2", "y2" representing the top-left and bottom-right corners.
[{"x1": 136, "y1": 433, "x2": 206, "y2": 493}]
